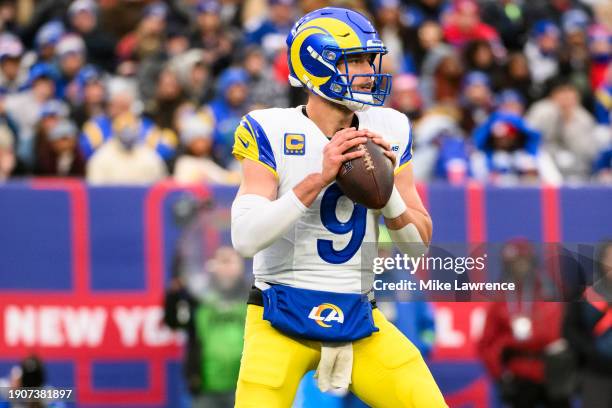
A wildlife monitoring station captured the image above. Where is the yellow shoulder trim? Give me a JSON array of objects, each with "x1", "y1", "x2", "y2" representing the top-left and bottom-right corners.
[
  {"x1": 394, "y1": 160, "x2": 411, "y2": 175},
  {"x1": 83, "y1": 121, "x2": 104, "y2": 148}
]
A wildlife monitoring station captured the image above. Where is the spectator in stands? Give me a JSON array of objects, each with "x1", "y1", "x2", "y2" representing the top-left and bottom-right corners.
[
  {"x1": 559, "y1": 9, "x2": 591, "y2": 101},
  {"x1": 526, "y1": 80, "x2": 602, "y2": 181},
  {"x1": 174, "y1": 115, "x2": 239, "y2": 185},
  {"x1": 499, "y1": 52, "x2": 537, "y2": 105},
  {"x1": 594, "y1": 62, "x2": 612, "y2": 125},
  {"x1": 35, "y1": 119, "x2": 85, "y2": 177},
  {"x1": 0, "y1": 33, "x2": 29, "y2": 94},
  {"x1": 406, "y1": 20, "x2": 445, "y2": 75},
  {"x1": 459, "y1": 71, "x2": 495, "y2": 133},
  {"x1": 411, "y1": 109, "x2": 473, "y2": 184},
  {"x1": 472, "y1": 108, "x2": 542, "y2": 184},
  {"x1": 523, "y1": 0, "x2": 590, "y2": 29},
  {"x1": 372, "y1": 0, "x2": 412, "y2": 74},
  {"x1": 390, "y1": 73, "x2": 423, "y2": 123},
  {"x1": 165, "y1": 23, "x2": 191, "y2": 60},
  {"x1": 0, "y1": 0, "x2": 18, "y2": 34},
  {"x1": 54, "y1": 33, "x2": 87, "y2": 100},
  {"x1": 116, "y1": 2, "x2": 167, "y2": 75},
  {"x1": 86, "y1": 112, "x2": 167, "y2": 185},
  {"x1": 137, "y1": 23, "x2": 192, "y2": 104},
  {"x1": 403, "y1": 0, "x2": 447, "y2": 29},
  {"x1": 203, "y1": 67, "x2": 250, "y2": 168},
  {"x1": 67, "y1": 0, "x2": 116, "y2": 73},
  {"x1": 0, "y1": 124, "x2": 16, "y2": 180},
  {"x1": 564, "y1": 240, "x2": 612, "y2": 408},
  {"x1": 420, "y1": 45, "x2": 464, "y2": 108},
  {"x1": 19, "y1": 0, "x2": 71, "y2": 48},
  {"x1": 242, "y1": 45, "x2": 288, "y2": 109},
  {"x1": 462, "y1": 40, "x2": 504, "y2": 89},
  {"x1": 479, "y1": 239, "x2": 571, "y2": 408},
  {"x1": 246, "y1": 0, "x2": 295, "y2": 56},
  {"x1": 33, "y1": 99, "x2": 70, "y2": 174},
  {"x1": 480, "y1": 0, "x2": 528, "y2": 51},
  {"x1": 68, "y1": 65, "x2": 106, "y2": 128},
  {"x1": 144, "y1": 67, "x2": 186, "y2": 147},
  {"x1": 34, "y1": 21, "x2": 65, "y2": 65},
  {"x1": 190, "y1": 1, "x2": 238, "y2": 77},
  {"x1": 164, "y1": 245, "x2": 247, "y2": 408},
  {"x1": 588, "y1": 24, "x2": 611, "y2": 91},
  {"x1": 4, "y1": 63, "x2": 56, "y2": 168},
  {"x1": 80, "y1": 78, "x2": 176, "y2": 163},
  {"x1": 168, "y1": 48, "x2": 213, "y2": 106},
  {"x1": 496, "y1": 89, "x2": 526, "y2": 116},
  {"x1": 524, "y1": 21, "x2": 561, "y2": 94},
  {"x1": 443, "y1": 0, "x2": 501, "y2": 49}
]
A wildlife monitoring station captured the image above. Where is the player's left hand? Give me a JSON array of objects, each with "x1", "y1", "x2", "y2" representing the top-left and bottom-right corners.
[{"x1": 363, "y1": 129, "x2": 396, "y2": 167}]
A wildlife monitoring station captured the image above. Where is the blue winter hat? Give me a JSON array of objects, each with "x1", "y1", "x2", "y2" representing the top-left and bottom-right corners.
[
  {"x1": 373, "y1": 0, "x2": 400, "y2": 9},
  {"x1": 180, "y1": 116, "x2": 212, "y2": 144},
  {"x1": 143, "y1": 2, "x2": 168, "y2": 19},
  {"x1": 28, "y1": 63, "x2": 56, "y2": 83},
  {"x1": 0, "y1": 34, "x2": 23, "y2": 60},
  {"x1": 76, "y1": 65, "x2": 102, "y2": 86},
  {"x1": 462, "y1": 71, "x2": 491, "y2": 89},
  {"x1": 217, "y1": 68, "x2": 249, "y2": 91},
  {"x1": 496, "y1": 89, "x2": 525, "y2": 106},
  {"x1": 35, "y1": 21, "x2": 65, "y2": 49},
  {"x1": 562, "y1": 9, "x2": 590, "y2": 34},
  {"x1": 197, "y1": 0, "x2": 221, "y2": 14},
  {"x1": 48, "y1": 120, "x2": 77, "y2": 141},
  {"x1": 533, "y1": 20, "x2": 560, "y2": 38},
  {"x1": 39, "y1": 100, "x2": 69, "y2": 119},
  {"x1": 68, "y1": 0, "x2": 97, "y2": 17},
  {"x1": 269, "y1": 0, "x2": 295, "y2": 6}
]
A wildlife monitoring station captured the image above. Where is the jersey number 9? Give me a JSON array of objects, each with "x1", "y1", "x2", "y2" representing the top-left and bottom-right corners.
[{"x1": 317, "y1": 183, "x2": 367, "y2": 264}]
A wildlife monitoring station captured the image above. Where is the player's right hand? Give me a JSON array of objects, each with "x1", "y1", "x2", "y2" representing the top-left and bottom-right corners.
[{"x1": 321, "y1": 127, "x2": 367, "y2": 186}]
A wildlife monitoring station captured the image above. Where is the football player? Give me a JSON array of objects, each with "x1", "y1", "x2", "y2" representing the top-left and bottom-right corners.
[{"x1": 231, "y1": 7, "x2": 447, "y2": 408}]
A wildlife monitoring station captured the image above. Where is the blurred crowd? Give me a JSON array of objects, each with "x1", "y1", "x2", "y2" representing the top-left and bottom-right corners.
[
  {"x1": 0, "y1": 0, "x2": 610, "y2": 185},
  {"x1": 479, "y1": 239, "x2": 612, "y2": 408}
]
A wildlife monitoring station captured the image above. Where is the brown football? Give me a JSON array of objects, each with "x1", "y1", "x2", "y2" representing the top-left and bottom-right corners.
[{"x1": 336, "y1": 137, "x2": 394, "y2": 209}]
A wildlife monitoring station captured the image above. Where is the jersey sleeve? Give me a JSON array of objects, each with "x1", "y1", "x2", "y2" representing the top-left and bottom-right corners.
[
  {"x1": 232, "y1": 114, "x2": 278, "y2": 178},
  {"x1": 395, "y1": 115, "x2": 413, "y2": 175}
]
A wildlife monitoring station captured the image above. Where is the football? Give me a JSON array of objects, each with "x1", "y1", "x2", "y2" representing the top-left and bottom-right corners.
[{"x1": 336, "y1": 137, "x2": 395, "y2": 209}]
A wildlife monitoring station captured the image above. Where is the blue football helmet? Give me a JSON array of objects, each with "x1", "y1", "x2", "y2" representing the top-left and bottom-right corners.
[{"x1": 286, "y1": 7, "x2": 392, "y2": 111}]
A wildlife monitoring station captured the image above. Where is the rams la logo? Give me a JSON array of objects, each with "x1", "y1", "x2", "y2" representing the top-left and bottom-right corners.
[
  {"x1": 308, "y1": 303, "x2": 344, "y2": 328},
  {"x1": 284, "y1": 133, "x2": 305, "y2": 155}
]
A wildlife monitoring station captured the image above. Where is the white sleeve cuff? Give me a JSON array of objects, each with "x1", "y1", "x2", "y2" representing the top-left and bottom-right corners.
[{"x1": 381, "y1": 185, "x2": 407, "y2": 219}]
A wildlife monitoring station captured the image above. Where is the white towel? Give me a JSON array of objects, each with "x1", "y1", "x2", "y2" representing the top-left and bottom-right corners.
[{"x1": 314, "y1": 342, "x2": 353, "y2": 392}]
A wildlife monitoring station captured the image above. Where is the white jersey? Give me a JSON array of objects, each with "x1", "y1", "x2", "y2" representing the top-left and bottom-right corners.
[{"x1": 232, "y1": 106, "x2": 413, "y2": 293}]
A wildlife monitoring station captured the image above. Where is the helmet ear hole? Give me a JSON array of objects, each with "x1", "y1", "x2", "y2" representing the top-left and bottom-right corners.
[
  {"x1": 286, "y1": 7, "x2": 392, "y2": 110},
  {"x1": 323, "y1": 50, "x2": 337, "y2": 61}
]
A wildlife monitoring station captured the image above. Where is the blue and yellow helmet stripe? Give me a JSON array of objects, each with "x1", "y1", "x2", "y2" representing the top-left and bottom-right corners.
[{"x1": 286, "y1": 7, "x2": 392, "y2": 109}]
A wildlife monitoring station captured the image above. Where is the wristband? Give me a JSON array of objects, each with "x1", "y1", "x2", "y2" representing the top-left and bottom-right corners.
[{"x1": 381, "y1": 185, "x2": 407, "y2": 219}]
